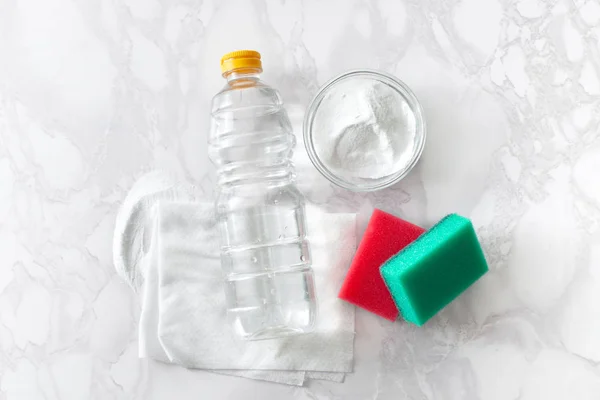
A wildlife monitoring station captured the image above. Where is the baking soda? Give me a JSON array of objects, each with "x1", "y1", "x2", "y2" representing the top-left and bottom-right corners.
[{"x1": 312, "y1": 78, "x2": 417, "y2": 181}]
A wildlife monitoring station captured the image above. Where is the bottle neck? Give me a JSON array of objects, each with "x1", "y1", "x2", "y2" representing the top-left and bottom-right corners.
[{"x1": 225, "y1": 68, "x2": 262, "y2": 83}]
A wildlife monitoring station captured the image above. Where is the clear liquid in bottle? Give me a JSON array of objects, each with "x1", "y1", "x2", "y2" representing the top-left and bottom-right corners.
[{"x1": 208, "y1": 50, "x2": 317, "y2": 340}]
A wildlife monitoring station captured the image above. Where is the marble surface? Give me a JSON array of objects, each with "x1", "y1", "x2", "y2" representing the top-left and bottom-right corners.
[{"x1": 2, "y1": 0, "x2": 600, "y2": 398}]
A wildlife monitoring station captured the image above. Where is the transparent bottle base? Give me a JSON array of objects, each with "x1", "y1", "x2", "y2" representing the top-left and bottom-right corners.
[
  {"x1": 227, "y1": 294, "x2": 317, "y2": 340},
  {"x1": 235, "y1": 324, "x2": 314, "y2": 341},
  {"x1": 225, "y1": 267, "x2": 317, "y2": 340}
]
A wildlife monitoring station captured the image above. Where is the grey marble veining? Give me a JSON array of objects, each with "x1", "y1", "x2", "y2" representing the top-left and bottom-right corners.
[{"x1": 1, "y1": 0, "x2": 600, "y2": 399}]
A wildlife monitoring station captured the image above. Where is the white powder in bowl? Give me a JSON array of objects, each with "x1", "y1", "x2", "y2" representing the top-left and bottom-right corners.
[{"x1": 311, "y1": 77, "x2": 418, "y2": 183}]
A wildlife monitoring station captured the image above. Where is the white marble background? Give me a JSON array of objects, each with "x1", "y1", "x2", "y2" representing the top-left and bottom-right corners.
[{"x1": 1, "y1": 0, "x2": 600, "y2": 398}]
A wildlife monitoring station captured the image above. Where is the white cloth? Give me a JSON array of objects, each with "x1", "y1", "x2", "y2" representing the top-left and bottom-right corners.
[
  {"x1": 113, "y1": 172, "x2": 201, "y2": 292},
  {"x1": 138, "y1": 209, "x2": 308, "y2": 385},
  {"x1": 153, "y1": 201, "x2": 355, "y2": 370},
  {"x1": 114, "y1": 172, "x2": 356, "y2": 386}
]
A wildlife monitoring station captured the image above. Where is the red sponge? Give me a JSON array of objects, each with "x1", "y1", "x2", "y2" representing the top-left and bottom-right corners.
[{"x1": 338, "y1": 209, "x2": 425, "y2": 320}]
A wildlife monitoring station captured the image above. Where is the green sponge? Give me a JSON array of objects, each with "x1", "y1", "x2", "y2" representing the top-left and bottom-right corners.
[{"x1": 380, "y1": 214, "x2": 488, "y2": 326}]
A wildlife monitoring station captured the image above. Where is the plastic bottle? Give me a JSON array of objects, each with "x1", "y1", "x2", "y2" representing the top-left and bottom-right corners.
[{"x1": 208, "y1": 50, "x2": 317, "y2": 340}]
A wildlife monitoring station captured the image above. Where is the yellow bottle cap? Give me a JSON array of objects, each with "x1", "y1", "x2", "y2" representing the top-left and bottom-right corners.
[{"x1": 220, "y1": 50, "x2": 262, "y2": 75}]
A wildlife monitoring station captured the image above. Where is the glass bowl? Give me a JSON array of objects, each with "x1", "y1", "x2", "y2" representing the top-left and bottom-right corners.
[{"x1": 303, "y1": 70, "x2": 426, "y2": 192}]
